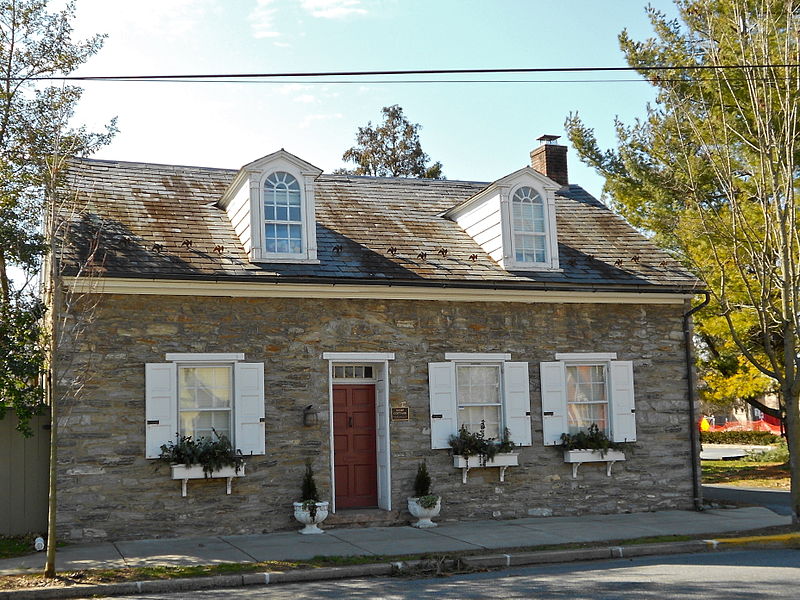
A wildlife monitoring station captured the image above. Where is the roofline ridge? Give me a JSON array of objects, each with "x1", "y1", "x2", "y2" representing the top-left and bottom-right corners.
[
  {"x1": 72, "y1": 156, "x2": 238, "y2": 174},
  {"x1": 319, "y1": 173, "x2": 489, "y2": 185}
]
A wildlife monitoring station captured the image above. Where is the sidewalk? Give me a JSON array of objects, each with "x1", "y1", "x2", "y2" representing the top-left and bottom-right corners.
[{"x1": 0, "y1": 506, "x2": 790, "y2": 576}]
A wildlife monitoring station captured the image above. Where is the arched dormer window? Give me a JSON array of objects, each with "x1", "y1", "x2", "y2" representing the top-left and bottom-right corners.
[
  {"x1": 511, "y1": 186, "x2": 547, "y2": 264},
  {"x1": 264, "y1": 171, "x2": 303, "y2": 254}
]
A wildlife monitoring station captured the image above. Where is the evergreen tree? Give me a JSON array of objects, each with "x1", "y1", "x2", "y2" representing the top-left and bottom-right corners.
[
  {"x1": 566, "y1": 0, "x2": 800, "y2": 519},
  {"x1": 340, "y1": 104, "x2": 444, "y2": 178}
]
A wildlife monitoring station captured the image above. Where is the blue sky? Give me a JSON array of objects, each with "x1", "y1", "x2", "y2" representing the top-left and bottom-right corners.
[{"x1": 69, "y1": 0, "x2": 679, "y2": 198}]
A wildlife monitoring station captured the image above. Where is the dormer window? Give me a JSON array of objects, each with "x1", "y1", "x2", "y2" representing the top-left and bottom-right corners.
[
  {"x1": 444, "y1": 166, "x2": 560, "y2": 272},
  {"x1": 264, "y1": 172, "x2": 303, "y2": 254},
  {"x1": 511, "y1": 186, "x2": 547, "y2": 264},
  {"x1": 219, "y1": 149, "x2": 321, "y2": 264}
]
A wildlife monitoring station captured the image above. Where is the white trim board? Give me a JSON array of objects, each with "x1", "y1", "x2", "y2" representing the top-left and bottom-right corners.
[
  {"x1": 165, "y1": 353, "x2": 245, "y2": 362},
  {"x1": 444, "y1": 353, "x2": 512, "y2": 361},
  {"x1": 63, "y1": 277, "x2": 694, "y2": 305},
  {"x1": 555, "y1": 352, "x2": 618, "y2": 361},
  {"x1": 322, "y1": 352, "x2": 395, "y2": 361}
]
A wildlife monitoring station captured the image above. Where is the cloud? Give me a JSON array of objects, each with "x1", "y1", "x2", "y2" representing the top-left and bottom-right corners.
[
  {"x1": 300, "y1": 0, "x2": 367, "y2": 19},
  {"x1": 249, "y1": 0, "x2": 281, "y2": 39},
  {"x1": 300, "y1": 113, "x2": 343, "y2": 128},
  {"x1": 75, "y1": 0, "x2": 217, "y2": 38},
  {"x1": 278, "y1": 83, "x2": 312, "y2": 95},
  {"x1": 248, "y1": 0, "x2": 368, "y2": 41}
]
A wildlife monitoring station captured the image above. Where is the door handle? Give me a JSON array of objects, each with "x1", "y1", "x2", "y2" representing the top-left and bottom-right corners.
[{"x1": 348, "y1": 416, "x2": 353, "y2": 428}]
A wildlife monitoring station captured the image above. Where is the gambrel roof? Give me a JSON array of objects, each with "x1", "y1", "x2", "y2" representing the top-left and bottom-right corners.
[{"x1": 60, "y1": 157, "x2": 701, "y2": 293}]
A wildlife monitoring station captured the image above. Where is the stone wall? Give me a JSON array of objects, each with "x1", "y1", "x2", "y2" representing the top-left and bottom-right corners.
[{"x1": 56, "y1": 294, "x2": 695, "y2": 542}]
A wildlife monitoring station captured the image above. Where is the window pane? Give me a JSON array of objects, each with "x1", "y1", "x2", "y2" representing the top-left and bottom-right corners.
[
  {"x1": 180, "y1": 410, "x2": 232, "y2": 441},
  {"x1": 567, "y1": 403, "x2": 608, "y2": 435},
  {"x1": 458, "y1": 406, "x2": 501, "y2": 438},
  {"x1": 179, "y1": 367, "x2": 231, "y2": 409},
  {"x1": 457, "y1": 365, "x2": 500, "y2": 405},
  {"x1": 515, "y1": 233, "x2": 546, "y2": 263}
]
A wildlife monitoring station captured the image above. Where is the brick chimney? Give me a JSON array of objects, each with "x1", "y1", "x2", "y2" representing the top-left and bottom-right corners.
[{"x1": 530, "y1": 134, "x2": 568, "y2": 187}]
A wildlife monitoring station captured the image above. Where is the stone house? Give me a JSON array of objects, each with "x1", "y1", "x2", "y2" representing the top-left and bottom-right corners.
[{"x1": 55, "y1": 136, "x2": 702, "y2": 542}]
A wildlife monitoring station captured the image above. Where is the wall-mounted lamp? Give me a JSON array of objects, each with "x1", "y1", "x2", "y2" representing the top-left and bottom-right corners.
[{"x1": 303, "y1": 404, "x2": 318, "y2": 427}]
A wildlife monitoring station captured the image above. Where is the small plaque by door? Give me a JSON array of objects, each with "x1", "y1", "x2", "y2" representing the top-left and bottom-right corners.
[{"x1": 391, "y1": 407, "x2": 410, "y2": 421}]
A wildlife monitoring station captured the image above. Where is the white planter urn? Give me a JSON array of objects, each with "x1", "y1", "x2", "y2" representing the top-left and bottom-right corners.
[
  {"x1": 293, "y1": 501, "x2": 329, "y2": 534},
  {"x1": 407, "y1": 496, "x2": 441, "y2": 528}
]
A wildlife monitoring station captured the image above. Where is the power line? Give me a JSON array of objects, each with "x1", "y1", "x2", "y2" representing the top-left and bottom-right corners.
[{"x1": 27, "y1": 63, "x2": 800, "y2": 82}]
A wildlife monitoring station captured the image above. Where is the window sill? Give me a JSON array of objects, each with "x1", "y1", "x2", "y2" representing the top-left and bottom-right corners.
[
  {"x1": 170, "y1": 464, "x2": 245, "y2": 497},
  {"x1": 562, "y1": 449, "x2": 625, "y2": 478},
  {"x1": 453, "y1": 453, "x2": 519, "y2": 484}
]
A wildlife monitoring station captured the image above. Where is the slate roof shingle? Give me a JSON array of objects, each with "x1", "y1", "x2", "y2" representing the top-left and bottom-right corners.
[{"x1": 60, "y1": 158, "x2": 701, "y2": 292}]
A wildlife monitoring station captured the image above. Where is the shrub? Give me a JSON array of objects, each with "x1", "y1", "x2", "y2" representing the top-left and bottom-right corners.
[
  {"x1": 448, "y1": 421, "x2": 515, "y2": 463},
  {"x1": 700, "y1": 430, "x2": 782, "y2": 445},
  {"x1": 559, "y1": 423, "x2": 629, "y2": 457},
  {"x1": 413, "y1": 462, "x2": 432, "y2": 498},
  {"x1": 301, "y1": 462, "x2": 320, "y2": 502},
  {"x1": 742, "y1": 441, "x2": 789, "y2": 463},
  {"x1": 159, "y1": 431, "x2": 244, "y2": 476}
]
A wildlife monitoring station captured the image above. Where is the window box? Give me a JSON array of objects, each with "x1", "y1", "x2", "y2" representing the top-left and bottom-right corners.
[
  {"x1": 170, "y1": 464, "x2": 245, "y2": 497},
  {"x1": 453, "y1": 452, "x2": 519, "y2": 484},
  {"x1": 562, "y1": 449, "x2": 625, "y2": 479}
]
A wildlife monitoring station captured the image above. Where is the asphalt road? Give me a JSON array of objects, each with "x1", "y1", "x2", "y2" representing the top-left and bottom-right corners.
[
  {"x1": 703, "y1": 484, "x2": 791, "y2": 516},
  {"x1": 99, "y1": 549, "x2": 800, "y2": 600}
]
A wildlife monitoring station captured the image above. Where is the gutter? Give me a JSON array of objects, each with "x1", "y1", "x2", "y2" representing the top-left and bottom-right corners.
[{"x1": 684, "y1": 291, "x2": 711, "y2": 511}]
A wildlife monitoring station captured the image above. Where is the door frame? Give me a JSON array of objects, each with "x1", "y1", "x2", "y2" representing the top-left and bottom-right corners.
[{"x1": 323, "y1": 352, "x2": 394, "y2": 513}]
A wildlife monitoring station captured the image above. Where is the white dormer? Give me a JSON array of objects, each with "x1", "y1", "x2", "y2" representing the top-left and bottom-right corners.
[
  {"x1": 219, "y1": 150, "x2": 322, "y2": 263},
  {"x1": 445, "y1": 167, "x2": 561, "y2": 271}
]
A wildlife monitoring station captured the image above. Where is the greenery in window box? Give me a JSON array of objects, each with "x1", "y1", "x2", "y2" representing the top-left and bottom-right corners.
[
  {"x1": 448, "y1": 421, "x2": 516, "y2": 467},
  {"x1": 413, "y1": 462, "x2": 438, "y2": 509},
  {"x1": 559, "y1": 423, "x2": 629, "y2": 457},
  {"x1": 300, "y1": 462, "x2": 321, "y2": 520},
  {"x1": 158, "y1": 430, "x2": 244, "y2": 477}
]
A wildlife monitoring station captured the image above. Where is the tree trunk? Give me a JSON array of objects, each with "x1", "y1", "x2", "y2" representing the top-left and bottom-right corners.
[
  {"x1": 43, "y1": 263, "x2": 59, "y2": 578},
  {"x1": 784, "y1": 381, "x2": 800, "y2": 523}
]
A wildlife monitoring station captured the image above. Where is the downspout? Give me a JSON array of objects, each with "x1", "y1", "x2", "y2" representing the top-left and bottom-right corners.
[{"x1": 684, "y1": 291, "x2": 710, "y2": 511}]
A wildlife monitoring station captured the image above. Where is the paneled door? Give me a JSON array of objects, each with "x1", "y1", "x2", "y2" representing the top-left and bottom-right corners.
[{"x1": 333, "y1": 384, "x2": 378, "y2": 508}]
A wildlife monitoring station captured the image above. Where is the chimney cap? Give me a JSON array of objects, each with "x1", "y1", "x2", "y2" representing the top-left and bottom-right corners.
[{"x1": 537, "y1": 134, "x2": 561, "y2": 145}]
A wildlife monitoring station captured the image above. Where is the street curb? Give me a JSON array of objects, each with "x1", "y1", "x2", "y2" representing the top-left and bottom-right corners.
[
  {"x1": 0, "y1": 536, "x2": 793, "y2": 599},
  {"x1": 703, "y1": 532, "x2": 800, "y2": 548}
]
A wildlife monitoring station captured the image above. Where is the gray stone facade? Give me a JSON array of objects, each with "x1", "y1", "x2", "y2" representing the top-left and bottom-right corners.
[{"x1": 56, "y1": 293, "x2": 694, "y2": 542}]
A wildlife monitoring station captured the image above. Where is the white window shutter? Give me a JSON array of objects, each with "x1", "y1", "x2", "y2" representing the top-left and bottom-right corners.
[
  {"x1": 610, "y1": 360, "x2": 636, "y2": 442},
  {"x1": 502, "y1": 362, "x2": 532, "y2": 446},
  {"x1": 235, "y1": 362, "x2": 266, "y2": 455},
  {"x1": 540, "y1": 361, "x2": 567, "y2": 446},
  {"x1": 428, "y1": 362, "x2": 457, "y2": 449},
  {"x1": 145, "y1": 363, "x2": 177, "y2": 459}
]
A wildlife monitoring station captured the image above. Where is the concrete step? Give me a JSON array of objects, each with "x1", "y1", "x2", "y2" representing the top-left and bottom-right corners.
[{"x1": 325, "y1": 508, "x2": 404, "y2": 529}]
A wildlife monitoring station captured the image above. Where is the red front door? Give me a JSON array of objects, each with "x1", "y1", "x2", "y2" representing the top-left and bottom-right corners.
[{"x1": 333, "y1": 384, "x2": 378, "y2": 508}]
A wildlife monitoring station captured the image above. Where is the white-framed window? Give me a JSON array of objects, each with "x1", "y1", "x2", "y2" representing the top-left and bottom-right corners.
[
  {"x1": 145, "y1": 353, "x2": 265, "y2": 458},
  {"x1": 511, "y1": 186, "x2": 547, "y2": 264},
  {"x1": 428, "y1": 353, "x2": 532, "y2": 449},
  {"x1": 456, "y1": 364, "x2": 503, "y2": 438},
  {"x1": 540, "y1": 353, "x2": 636, "y2": 445},
  {"x1": 333, "y1": 364, "x2": 375, "y2": 379},
  {"x1": 178, "y1": 364, "x2": 234, "y2": 440},
  {"x1": 263, "y1": 171, "x2": 303, "y2": 255}
]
